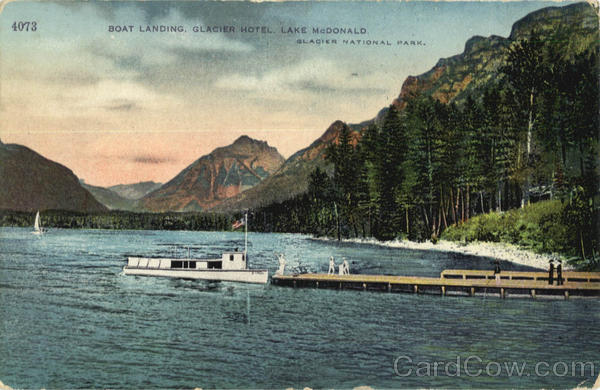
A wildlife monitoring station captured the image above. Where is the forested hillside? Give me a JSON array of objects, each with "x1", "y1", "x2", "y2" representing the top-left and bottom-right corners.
[{"x1": 248, "y1": 3, "x2": 599, "y2": 267}]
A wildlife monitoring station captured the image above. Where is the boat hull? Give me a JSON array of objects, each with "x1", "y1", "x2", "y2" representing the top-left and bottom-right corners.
[{"x1": 123, "y1": 266, "x2": 269, "y2": 284}]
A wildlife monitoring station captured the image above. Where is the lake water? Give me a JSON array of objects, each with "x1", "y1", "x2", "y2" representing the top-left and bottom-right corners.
[{"x1": 1, "y1": 227, "x2": 598, "y2": 389}]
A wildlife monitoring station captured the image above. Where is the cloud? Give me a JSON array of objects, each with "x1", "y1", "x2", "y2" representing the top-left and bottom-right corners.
[
  {"x1": 105, "y1": 99, "x2": 138, "y2": 111},
  {"x1": 52, "y1": 70, "x2": 102, "y2": 86},
  {"x1": 131, "y1": 155, "x2": 174, "y2": 164},
  {"x1": 214, "y1": 58, "x2": 387, "y2": 98},
  {"x1": 74, "y1": 79, "x2": 178, "y2": 112}
]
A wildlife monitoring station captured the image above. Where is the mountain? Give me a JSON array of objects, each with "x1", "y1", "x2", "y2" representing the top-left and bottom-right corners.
[
  {"x1": 0, "y1": 140, "x2": 107, "y2": 212},
  {"x1": 391, "y1": 2, "x2": 597, "y2": 111},
  {"x1": 214, "y1": 2, "x2": 598, "y2": 212},
  {"x1": 213, "y1": 121, "x2": 360, "y2": 212},
  {"x1": 109, "y1": 181, "x2": 162, "y2": 200},
  {"x1": 82, "y1": 181, "x2": 162, "y2": 210},
  {"x1": 140, "y1": 136, "x2": 285, "y2": 212},
  {"x1": 81, "y1": 183, "x2": 137, "y2": 211}
]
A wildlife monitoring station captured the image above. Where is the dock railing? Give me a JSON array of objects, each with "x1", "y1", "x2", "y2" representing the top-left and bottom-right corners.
[{"x1": 440, "y1": 269, "x2": 600, "y2": 283}]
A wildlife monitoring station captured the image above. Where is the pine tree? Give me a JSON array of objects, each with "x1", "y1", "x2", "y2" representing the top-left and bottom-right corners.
[{"x1": 501, "y1": 29, "x2": 548, "y2": 207}]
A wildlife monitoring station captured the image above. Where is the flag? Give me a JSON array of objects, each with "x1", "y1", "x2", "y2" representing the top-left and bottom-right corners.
[{"x1": 232, "y1": 218, "x2": 245, "y2": 230}]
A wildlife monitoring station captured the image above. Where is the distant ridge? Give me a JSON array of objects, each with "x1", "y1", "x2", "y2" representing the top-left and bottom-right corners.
[
  {"x1": 109, "y1": 181, "x2": 162, "y2": 200},
  {"x1": 81, "y1": 182, "x2": 138, "y2": 211},
  {"x1": 0, "y1": 142, "x2": 107, "y2": 212}
]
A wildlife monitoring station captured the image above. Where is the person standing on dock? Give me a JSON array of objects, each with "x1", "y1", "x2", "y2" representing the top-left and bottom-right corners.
[
  {"x1": 557, "y1": 260, "x2": 563, "y2": 285},
  {"x1": 548, "y1": 260, "x2": 555, "y2": 285},
  {"x1": 342, "y1": 258, "x2": 350, "y2": 275},
  {"x1": 493, "y1": 259, "x2": 501, "y2": 282},
  {"x1": 328, "y1": 256, "x2": 336, "y2": 275},
  {"x1": 276, "y1": 253, "x2": 286, "y2": 276}
]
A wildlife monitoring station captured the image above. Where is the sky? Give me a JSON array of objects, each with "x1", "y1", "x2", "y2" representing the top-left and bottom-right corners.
[{"x1": 0, "y1": 0, "x2": 577, "y2": 187}]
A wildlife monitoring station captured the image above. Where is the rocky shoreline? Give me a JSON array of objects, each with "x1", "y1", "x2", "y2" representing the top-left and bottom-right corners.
[{"x1": 313, "y1": 237, "x2": 569, "y2": 271}]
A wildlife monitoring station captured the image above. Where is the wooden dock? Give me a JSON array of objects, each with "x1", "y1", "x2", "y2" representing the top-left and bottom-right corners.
[{"x1": 271, "y1": 270, "x2": 600, "y2": 299}]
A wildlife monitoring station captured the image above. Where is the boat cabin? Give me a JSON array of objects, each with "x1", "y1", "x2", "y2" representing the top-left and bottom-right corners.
[
  {"x1": 210, "y1": 252, "x2": 247, "y2": 270},
  {"x1": 126, "y1": 252, "x2": 247, "y2": 271}
]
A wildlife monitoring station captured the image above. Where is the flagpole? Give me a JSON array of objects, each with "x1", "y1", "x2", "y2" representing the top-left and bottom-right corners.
[{"x1": 244, "y1": 212, "x2": 248, "y2": 257}]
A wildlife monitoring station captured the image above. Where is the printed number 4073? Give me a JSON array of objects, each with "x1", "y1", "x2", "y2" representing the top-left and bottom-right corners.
[{"x1": 12, "y1": 21, "x2": 37, "y2": 31}]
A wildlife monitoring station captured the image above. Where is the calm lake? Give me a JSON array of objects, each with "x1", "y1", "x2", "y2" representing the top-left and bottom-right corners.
[{"x1": 0, "y1": 227, "x2": 598, "y2": 388}]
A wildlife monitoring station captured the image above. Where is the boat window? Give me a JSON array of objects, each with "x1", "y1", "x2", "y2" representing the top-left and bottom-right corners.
[
  {"x1": 183, "y1": 261, "x2": 189, "y2": 269},
  {"x1": 208, "y1": 261, "x2": 222, "y2": 269},
  {"x1": 230, "y1": 254, "x2": 234, "y2": 261},
  {"x1": 171, "y1": 261, "x2": 183, "y2": 268},
  {"x1": 189, "y1": 261, "x2": 196, "y2": 269}
]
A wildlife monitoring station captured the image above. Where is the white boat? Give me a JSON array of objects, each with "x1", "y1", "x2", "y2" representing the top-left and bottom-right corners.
[
  {"x1": 32, "y1": 211, "x2": 45, "y2": 235},
  {"x1": 123, "y1": 252, "x2": 268, "y2": 284},
  {"x1": 122, "y1": 213, "x2": 268, "y2": 284}
]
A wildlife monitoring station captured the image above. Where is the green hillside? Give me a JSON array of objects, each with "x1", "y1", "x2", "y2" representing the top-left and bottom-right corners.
[{"x1": 442, "y1": 197, "x2": 599, "y2": 270}]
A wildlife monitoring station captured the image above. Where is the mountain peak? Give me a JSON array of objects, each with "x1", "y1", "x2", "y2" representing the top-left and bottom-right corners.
[
  {"x1": 141, "y1": 137, "x2": 285, "y2": 211},
  {"x1": 233, "y1": 135, "x2": 256, "y2": 145},
  {"x1": 392, "y1": 2, "x2": 597, "y2": 109},
  {"x1": 213, "y1": 120, "x2": 360, "y2": 212},
  {"x1": 509, "y1": 2, "x2": 597, "y2": 41}
]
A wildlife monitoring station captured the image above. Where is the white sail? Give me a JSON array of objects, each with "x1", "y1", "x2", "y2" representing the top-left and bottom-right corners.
[{"x1": 32, "y1": 211, "x2": 43, "y2": 235}]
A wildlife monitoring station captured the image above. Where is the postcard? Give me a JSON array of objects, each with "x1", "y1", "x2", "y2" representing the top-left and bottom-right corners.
[{"x1": 0, "y1": 0, "x2": 598, "y2": 388}]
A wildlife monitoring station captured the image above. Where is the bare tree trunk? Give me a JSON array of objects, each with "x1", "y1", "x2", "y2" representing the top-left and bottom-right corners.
[
  {"x1": 522, "y1": 88, "x2": 535, "y2": 208},
  {"x1": 422, "y1": 206, "x2": 430, "y2": 235},
  {"x1": 480, "y1": 191, "x2": 485, "y2": 214},
  {"x1": 579, "y1": 143, "x2": 585, "y2": 177},
  {"x1": 466, "y1": 184, "x2": 471, "y2": 221},
  {"x1": 450, "y1": 188, "x2": 457, "y2": 225},
  {"x1": 580, "y1": 231, "x2": 586, "y2": 260},
  {"x1": 460, "y1": 188, "x2": 465, "y2": 223},
  {"x1": 368, "y1": 206, "x2": 372, "y2": 237},
  {"x1": 442, "y1": 198, "x2": 448, "y2": 230},
  {"x1": 496, "y1": 181, "x2": 502, "y2": 212},
  {"x1": 405, "y1": 207, "x2": 409, "y2": 236},
  {"x1": 436, "y1": 204, "x2": 442, "y2": 237},
  {"x1": 334, "y1": 202, "x2": 340, "y2": 241}
]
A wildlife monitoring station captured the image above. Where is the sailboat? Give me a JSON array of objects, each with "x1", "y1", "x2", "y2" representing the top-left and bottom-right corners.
[{"x1": 32, "y1": 211, "x2": 45, "y2": 235}]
